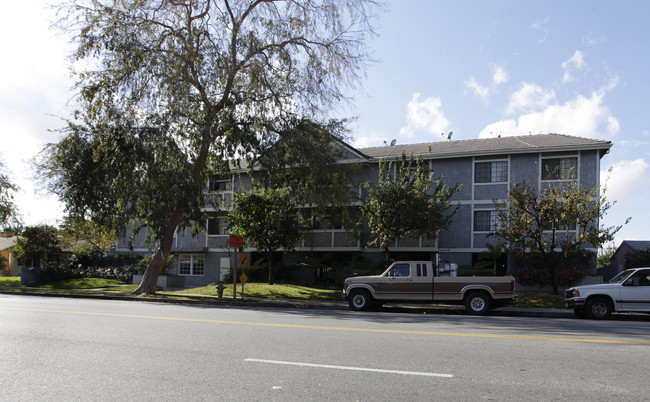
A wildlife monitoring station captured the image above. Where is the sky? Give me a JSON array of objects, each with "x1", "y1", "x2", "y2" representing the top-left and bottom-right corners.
[{"x1": 1, "y1": 0, "x2": 649, "y2": 248}]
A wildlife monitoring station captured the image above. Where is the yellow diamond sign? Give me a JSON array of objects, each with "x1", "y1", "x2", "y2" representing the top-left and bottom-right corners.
[
  {"x1": 240, "y1": 253, "x2": 248, "y2": 268},
  {"x1": 240, "y1": 272, "x2": 248, "y2": 284}
]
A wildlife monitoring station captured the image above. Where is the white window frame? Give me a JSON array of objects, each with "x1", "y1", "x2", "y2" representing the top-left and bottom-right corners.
[{"x1": 178, "y1": 254, "x2": 205, "y2": 276}]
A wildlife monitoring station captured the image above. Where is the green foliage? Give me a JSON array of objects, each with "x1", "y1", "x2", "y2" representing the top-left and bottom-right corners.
[
  {"x1": 597, "y1": 244, "x2": 616, "y2": 269},
  {"x1": 172, "y1": 282, "x2": 342, "y2": 301},
  {"x1": 492, "y1": 180, "x2": 627, "y2": 294},
  {"x1": 624, "y1": 248, "x2": 650, "y2": 269},
  {"x1": 465, "y1": 243, "x2": 506, "y2": 276},
  {"x1": 37, "y1": 277, "x2": 125, "y2": 289},
  {"x1": 59, "y1": 214, "x2": 119, "y2": 254},
  {"x1": 229, "y1": 187, "x2": 306, "y2": 284},
  {"x1": 0, "y1": 157, "x2": 21, "y2": 230},
  {"x1": 14, "y1": 225, "x2": 64, "y2": 267},
  {"x1": 361, "y1": 153, "x2": 461, "y2": 260},
  {"x1": 0, "y1": 254, "x2": 7, "y2": 274},
  {"x1": 514, "y1": 291, "x2": 565, "y2": 309},
  {"x1": 0, "y1": 276, "x2": 20, "y2": 288},
  {"x1": 25, "y1": 249, "x2": 144, "y2": 285}
]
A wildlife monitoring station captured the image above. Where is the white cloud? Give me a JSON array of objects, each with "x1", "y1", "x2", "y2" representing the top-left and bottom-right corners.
[
  {"x1": 352, "y1": 134, "x2": 384, "y2": 148},
  {"x1": 582, "y1": 32, "x2": 606, "y2": 46},
  {"x1": 481, "y1": 81, "x2": 619, "y2": 140},
  {"x1": 399, "y1": 93, "x2": 451, "y2": 139},
  {"x1": 492, "y1": 65, "x2": 508, "y2": 86},
  {"x1": 562, "y1": 50, "x2": 586, "y2": 83},
  {"x1": 531, "y1": 17, "x2": 550, "y2": 44},
  {"x1": 465, "y1": 77, "x2": 489, "y2": 99},
  {"x1": 465, "y1": 65, "x2": 508, "y2": 100},
  {"x1": 601, "y1": 159, "x2": 650, "y2": 204},
  {"x1": 506, "y1": 82, "x2": 555, "y2": 115}
]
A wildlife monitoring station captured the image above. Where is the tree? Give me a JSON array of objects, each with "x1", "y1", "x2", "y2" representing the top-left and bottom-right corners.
[
  {"x1": 14, "y1": 225, "x2": 64, "y2": 268},
  {"x1": 39, "y1": 0, "x2": 379, "y2": 294},
  {"x1": 597, "y1": 243, "x2": 615, "y2": 269},
  {"x1": 624, "y1": 248, "x2": 650, "y2": 269},
  {"x1": 0, "y1": 158, "x2": 21, "y2": 231},
  {"x1": 491, "y1": 180, "x2": 628, "y2": 294},
  {"x1": 361, "y1": 153, "x2": 461, "y2": 262},
  {"x1": 59, "y1": 215, "x2": 117, "y2": 254},
  {"x1": 229, "y1": 187, "x2": 305, "y2": 284}
]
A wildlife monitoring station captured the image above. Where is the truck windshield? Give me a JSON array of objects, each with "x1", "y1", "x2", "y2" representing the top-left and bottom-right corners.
[{"x1": 608, "y1": 269, "x2": 635, "y2": 284}]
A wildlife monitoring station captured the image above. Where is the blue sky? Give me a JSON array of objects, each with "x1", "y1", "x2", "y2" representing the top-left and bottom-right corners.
[{"x1": 1, "y1": 0, "x2": 648, "y2": 247}]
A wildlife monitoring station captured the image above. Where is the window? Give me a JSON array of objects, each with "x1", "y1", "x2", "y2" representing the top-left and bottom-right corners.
[
  {"x1": 210, "y1": 176, "x2": 232, "y2": 192},
  {"x1": 308, "y1": 209, "x2": 344, "y2": 230},
  {"x1": 627, "y1": 270, "x2": 650, "y2": 286},
  {"x1": 179, "y1": 254, "x2": 205, "y2": 276},
  {"x1": 208, "y1": 216, "x2": 229, "y2": 235},
  {"x1": 416, "y1": 263, "x2": 428, "y2": 277},
  {"x1": 542, "y1": 157, "x2": 577, "y2": 180},
  {"x1": 474, "y1": 210, "x2": 497, "y2": 232},
  {"x1": 475, "y1": 161, "x2": 508, "y2": 183},
  {"x1": 388, "y1": 263, "x2": 410, "y2": 277}
]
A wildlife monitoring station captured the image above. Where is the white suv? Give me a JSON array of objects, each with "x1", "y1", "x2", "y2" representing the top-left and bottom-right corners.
[{"x1": 565, "y1": 267, "x2": 650, "y2": 319}]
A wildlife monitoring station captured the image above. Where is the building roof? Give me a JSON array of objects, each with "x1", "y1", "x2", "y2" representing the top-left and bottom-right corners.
[
  {"x1": 0, "y1": 236, "x2": 18, "y2": 251},
  {"x1": 357, "y1": 134, "x2": 612, "y2": 160},
  {"x1": 619, "y1": 240, "x2": 650, "y2": 251}
]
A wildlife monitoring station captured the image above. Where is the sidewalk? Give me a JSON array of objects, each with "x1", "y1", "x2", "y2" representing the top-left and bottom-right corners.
[{"x1": 0, "y1": 288, "x2": 575, "y2": 319}]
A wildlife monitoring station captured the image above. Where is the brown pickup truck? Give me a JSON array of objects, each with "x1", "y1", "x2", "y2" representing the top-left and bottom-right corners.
[{"x1": 343, "y1": 261, "x2": 516, "y2": 314}]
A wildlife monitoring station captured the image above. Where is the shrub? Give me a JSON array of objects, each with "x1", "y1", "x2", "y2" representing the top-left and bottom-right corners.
[{"x1": 515, "y1": 264, "x2": 588, "y2": 287}]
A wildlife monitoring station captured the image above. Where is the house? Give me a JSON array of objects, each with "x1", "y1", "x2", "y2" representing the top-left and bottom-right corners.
[
  {"x1": 0, "y1": 233, "x2": 18, "y2": 276},
  {"x1": 605, "y1": 240, "x2": 650, "y2": 280},
  {"x1": 114, "y1": 133, "x2": 612, "y2": 287}
]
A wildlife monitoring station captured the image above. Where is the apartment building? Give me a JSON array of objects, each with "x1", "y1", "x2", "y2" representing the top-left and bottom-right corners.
[{"x1": 115, "y1": 133, "x2": 611, "y2": 287}]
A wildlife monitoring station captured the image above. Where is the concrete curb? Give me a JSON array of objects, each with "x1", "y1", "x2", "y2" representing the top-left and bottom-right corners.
[{"x1": 1, "y1": 289, "x2": 574, "y2": 318}]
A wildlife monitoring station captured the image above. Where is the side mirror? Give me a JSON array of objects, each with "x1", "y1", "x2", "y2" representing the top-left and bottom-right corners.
[{"x1": 623, "y1": 278, "x2": 634, "y2": 286}]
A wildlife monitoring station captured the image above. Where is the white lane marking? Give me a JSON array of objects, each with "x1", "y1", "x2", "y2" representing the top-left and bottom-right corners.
[{"x1": 245, "y1": 358, "x2": 453, "y2": 378}]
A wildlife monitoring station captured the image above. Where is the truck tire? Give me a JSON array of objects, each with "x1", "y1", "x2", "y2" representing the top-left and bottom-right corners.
[
  {"x1": 465, "y1": 291, "x2": 491, "y2": 315},
  {"x1": 585, "y1": 297, "x2": 612, "y2": 320},
  {"x1": 349, "y1": 289, "x2": 373, "y2": 311}
]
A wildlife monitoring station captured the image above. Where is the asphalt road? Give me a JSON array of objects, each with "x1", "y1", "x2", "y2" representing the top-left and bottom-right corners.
[{"x1": 1, "y1": 294, "x2": 649, "y2": 401}]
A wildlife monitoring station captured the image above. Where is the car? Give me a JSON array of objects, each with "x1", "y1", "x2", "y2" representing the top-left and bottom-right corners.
[{"x1": 565, "y1": 267, "x2": 650, "y2": 319}]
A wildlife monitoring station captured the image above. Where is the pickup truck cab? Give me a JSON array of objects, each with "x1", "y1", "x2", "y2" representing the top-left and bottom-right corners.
[
  {"x1": 565, "y1": 267, "x2": 650, "y2": 319},
  {"x1": 343, "y1": 261, "x2": 516, "y2": 314}
]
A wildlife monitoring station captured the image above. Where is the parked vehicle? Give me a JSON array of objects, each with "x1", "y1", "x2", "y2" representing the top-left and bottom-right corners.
[
  {"x1": 565, "y1": 267, "x2": 650, "y2": 319},
  {"x1": 342, "y1": 261, "x2": 516, "y2": 314}
]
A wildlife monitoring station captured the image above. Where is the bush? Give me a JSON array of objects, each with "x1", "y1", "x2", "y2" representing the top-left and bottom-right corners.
[
  {"x1": 515, "y1": 264, "x2": 588, "y2": 287},
  {"x1": 25, "y1": 248, "x2": 146, "y2": 285}
]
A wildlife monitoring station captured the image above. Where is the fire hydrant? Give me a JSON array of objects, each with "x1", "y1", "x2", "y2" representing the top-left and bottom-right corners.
[{"x1": 216, "y1": 283, "x2": 226, "y2": 300}]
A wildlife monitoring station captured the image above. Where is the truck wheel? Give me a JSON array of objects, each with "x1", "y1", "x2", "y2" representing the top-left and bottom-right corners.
[
  {"x1": 585, "y1": 297, "x2": 612, "y2": 320},
  {"x1": 465, "y1": 292, "x2": 491, "y2": 315},
  {"x1": 349, "y1": 289, "x2": 373, "y2": 311}
]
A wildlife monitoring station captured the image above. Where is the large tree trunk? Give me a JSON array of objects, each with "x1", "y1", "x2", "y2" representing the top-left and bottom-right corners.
[{"x1": 132, "y1": 207, "x2": 184, "y2": 295}]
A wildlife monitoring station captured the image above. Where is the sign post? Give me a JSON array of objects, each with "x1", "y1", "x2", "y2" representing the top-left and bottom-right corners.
[{"x1": 229, "y1": 236, "x2": 244, "y2": 299}]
